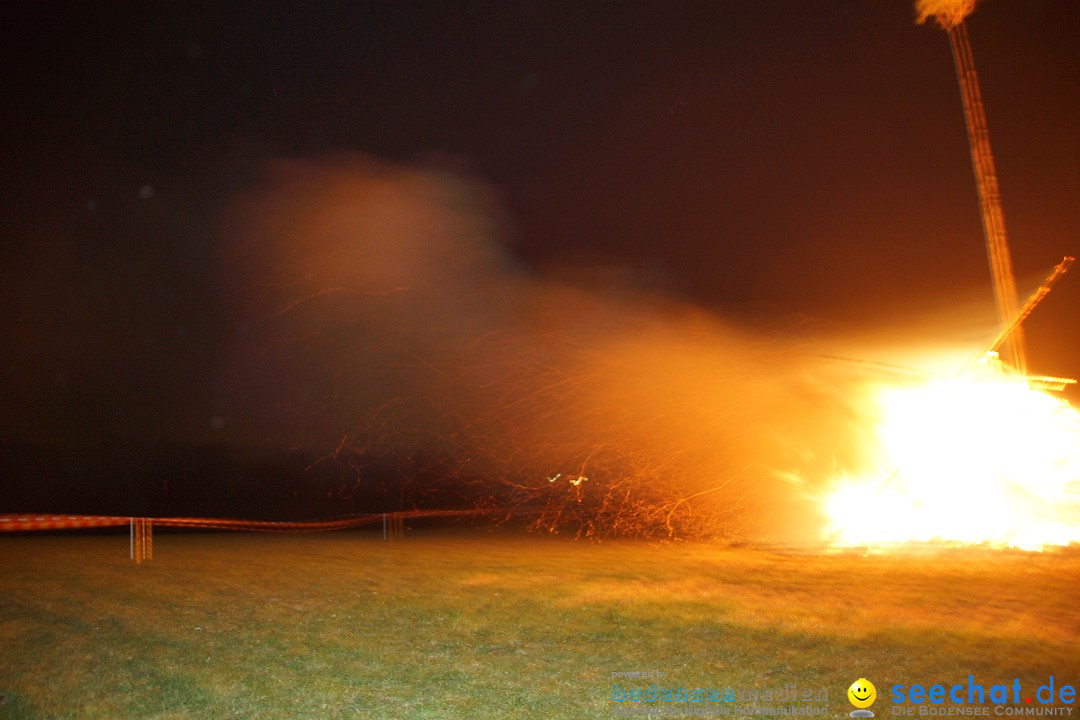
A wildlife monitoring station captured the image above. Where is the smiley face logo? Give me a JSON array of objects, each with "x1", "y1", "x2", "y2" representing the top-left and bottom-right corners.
[{"x1": 848, "y1": 678, "x2": 877, "y2": 709}]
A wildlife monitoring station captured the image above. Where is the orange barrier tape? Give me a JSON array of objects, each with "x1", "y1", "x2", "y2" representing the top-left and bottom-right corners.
[
  {"x1": 0, "y1": 509, "x2": 492, "y2": 534},
  {"x1": 153, "y1": 515, "x2": 383, "y2": 533},
  {"x1": 0, "y1": 515, "x2": 131, "y2": 531}
]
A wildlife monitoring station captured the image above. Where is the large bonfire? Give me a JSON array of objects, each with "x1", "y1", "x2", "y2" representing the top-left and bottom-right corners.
[{"x1": 823, "y1": 0, "x2": 1079, "y2": 550}]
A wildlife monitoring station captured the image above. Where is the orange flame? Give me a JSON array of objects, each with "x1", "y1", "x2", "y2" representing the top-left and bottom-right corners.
[{"x1": 823, "y1": 354, "x2": 1080, "y2": 550}]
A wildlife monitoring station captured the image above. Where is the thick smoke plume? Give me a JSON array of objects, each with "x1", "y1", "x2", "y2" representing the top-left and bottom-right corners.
[{"x1": 219, "y1": 153, "x2": 915, "y2": 542}]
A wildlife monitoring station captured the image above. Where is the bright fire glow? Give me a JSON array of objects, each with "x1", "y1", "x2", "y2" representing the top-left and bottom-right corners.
[{"x1": 824, "y1": 354, "x2": 1080, "y2": 550}]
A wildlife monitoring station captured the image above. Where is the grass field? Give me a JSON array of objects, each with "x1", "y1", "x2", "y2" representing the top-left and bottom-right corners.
[{"x1": 1, "y1": 529, "x2": 1078, "y2": 719}]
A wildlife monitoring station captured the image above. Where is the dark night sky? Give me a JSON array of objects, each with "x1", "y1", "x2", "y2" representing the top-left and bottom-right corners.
[{"x1": 3, "y1": 0, "x2": 1079, "y2": 450}]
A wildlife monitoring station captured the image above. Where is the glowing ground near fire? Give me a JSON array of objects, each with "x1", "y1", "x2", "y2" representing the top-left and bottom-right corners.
[{"x1": 1, "y1": 532, "x2": 1078, "y2": 719}]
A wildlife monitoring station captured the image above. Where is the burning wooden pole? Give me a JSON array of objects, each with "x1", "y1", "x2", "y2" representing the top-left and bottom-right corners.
[{"x1": 917, "y1": 0, "x2": 1027, "y2": 372}]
